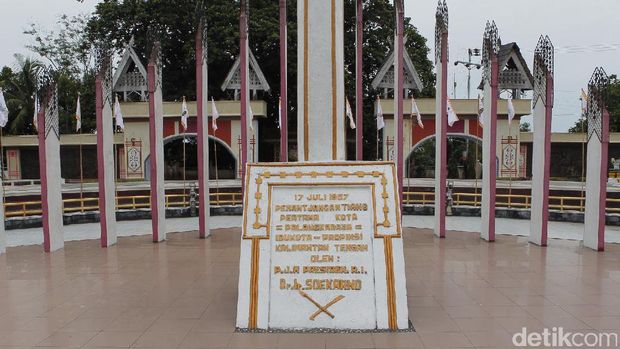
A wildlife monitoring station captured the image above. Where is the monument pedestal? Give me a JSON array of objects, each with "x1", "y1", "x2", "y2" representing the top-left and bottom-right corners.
[{"x1": 236, "y1": 162, "x2": 409, "y2": 331}]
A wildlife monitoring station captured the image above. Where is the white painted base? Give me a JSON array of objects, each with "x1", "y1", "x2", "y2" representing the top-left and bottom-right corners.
[{"x1": 236, "y1": 162, "x2": 408, "y2": 330}]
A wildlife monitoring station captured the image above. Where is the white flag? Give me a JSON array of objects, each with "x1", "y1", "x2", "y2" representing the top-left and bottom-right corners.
[
  {"x1": 447, "y1": 97, "x2": 459, "y2": 127},
  {"x1": 114, "y1": 95, "x2": 125, "y2": 131},
  {"x1": 478, "y1": 94, "x2": 484, "y2": 127},
  {"x1": 507, "y1": 95, "x2": 515, "y2": 125},
  {"x1": 248, "y1": 103, "x2": 254, "y2": 133},
  {"x1": 180, "y1": 96, "x2": 189, "y2": 131},
  {"x1": 75, "y1": 95, "x2": 82, "y2": 132},
  {"x1": 411, "y1": 96, "x2": 423, "y2": 129},
  {"x1": 0, "y1": 89, "x2": 9, "y2": 128},
  {"x1": 345, "y1": 97, "x2": 356, "y2": 129},
  {"x1": 33, "y1": 94, "x2": 39, "y2": 131},
  {"x1": 278, "y1": 97, "x2": 282, "y2": 129},
  {"x1": 376, "y1": 96, "x2": 385, "y2": 130},
  {"x1": 211, "y1": 97, "x2": 219, "y2": 131}
]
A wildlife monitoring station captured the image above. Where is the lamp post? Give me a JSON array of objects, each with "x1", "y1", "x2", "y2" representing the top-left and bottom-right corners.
[{"x1": 454, "y1": 48, "x2": 482, "y2": 99}]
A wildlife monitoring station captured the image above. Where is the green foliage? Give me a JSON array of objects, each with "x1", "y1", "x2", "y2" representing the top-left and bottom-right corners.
[
  {"x1": 570, "y1": 74, "x2": 620, "y2": 133},
  {"x1": 1, "y1": 56, "x2": 43, "y2": 134},
  {"x1": 86, "y1": 0, "x2": 435, "y2": 159}
]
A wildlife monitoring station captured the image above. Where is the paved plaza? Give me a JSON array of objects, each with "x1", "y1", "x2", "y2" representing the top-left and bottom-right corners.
[{"x1": 0, "y1": 227, "x2": 619, "y2": 348}]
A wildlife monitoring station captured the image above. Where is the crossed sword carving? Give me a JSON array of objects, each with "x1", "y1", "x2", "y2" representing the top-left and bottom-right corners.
[{"x1": 298, "y1": 290, "x2": 345, "y2": 321}]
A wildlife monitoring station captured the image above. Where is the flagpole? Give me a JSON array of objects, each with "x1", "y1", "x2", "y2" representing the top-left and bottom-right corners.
[{"x1": 580, "y1": 96, "x2": 586, "y2": 208}]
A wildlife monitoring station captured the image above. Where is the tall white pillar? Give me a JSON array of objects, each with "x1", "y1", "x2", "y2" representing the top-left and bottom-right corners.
[
  {"x1": 95, "y1": 53, "x2": 117, "y2": 247},
  {"x1": 38, "y1": 82, "x2": 64, "y2": 252},
  {"x1": 584, "y1": 67, "x2": 610, "y2": 251},
  {"x1": 148, "y1": 42, "x2": 166, "y2": 242},
  {"x1": 297, "y1": 0, "x2": 345, "y2": 161},
  {"x1": 481, "y1": 21, "x2": 500, "y2": 242},
  {"x1": 434, "y1": 1, "x2": 448, "y2": 238},
  {"x1": 529, "y1": 36, "x2": 554, "y2": 246},
  {"x1": 196, "y1": 20, "x2": 211, "y2": 239}
]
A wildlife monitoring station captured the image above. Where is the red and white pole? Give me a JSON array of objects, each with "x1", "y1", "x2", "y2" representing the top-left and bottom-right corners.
[
  {"x1": 355, "y1": 0, "x2": 363, "y2": 161},
  {"x1": 196, "y1": 22, "x2": 211, "y2": 239},
  {"x1": 395, "y1": 0, "x2": 405, "y2": 205},
  {"x1": 240, "y1": 0, "x2": 249, "y2": 191},
  {"x1": 279, "y1": 0, "x2": 288, "y2": 162}
]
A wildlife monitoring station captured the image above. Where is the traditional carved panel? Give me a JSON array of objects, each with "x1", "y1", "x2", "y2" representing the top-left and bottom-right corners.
[
  {"x1": 587, "y1": 67, "x2": 609, "y2": 142},
  {"x1": 482, "y1": 21, "x2": 500, "y2": 84},
  {"x1": 533, "y1": 36, "x2": 554, "y2": 107},
  {"x1": 434, "y1": 0, "x2": 449, "y2": 64}
]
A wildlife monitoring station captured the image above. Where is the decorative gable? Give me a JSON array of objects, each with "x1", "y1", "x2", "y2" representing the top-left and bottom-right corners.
[
  {"x1": 113, "y1": 38, "x2": 148, "y2": 102},
  {"x1": 221, "y1": 50, "x2": 270, "y2": 99},
  {"x1": 498, "y1": 43, "x2": 534, "y2": 90},
  {"x1": 371, "y1": 38, "x2": 424, "y2": 92}
]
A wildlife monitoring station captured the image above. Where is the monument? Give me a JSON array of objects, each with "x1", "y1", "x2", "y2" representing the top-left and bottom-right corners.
[
  {"x1": 481, "y1": 21, "x2": 500, "y2": 242},
  {"x1": 148, "y1": 38, "x2": 167, "y2": 242},
  {"x1": 95, "y1": 46, "x2": 118, "y2": 247},
  {"x1": 37, "y1": 73, "x2": 64, "y2": 252},
  {"x1": 529, "y1": 36, "x2": 554, "y2": 246},
  {"x1": 236, "y1": 0, "x2": 409, "y2": 331},
  {"x1": 584, "y1": 67, "x2": 610, "y2": 251}
]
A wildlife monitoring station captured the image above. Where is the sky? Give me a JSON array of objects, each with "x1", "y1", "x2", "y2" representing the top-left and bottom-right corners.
[{"x1": 1, "y1": 0, "x2": 618, "y2": 132}]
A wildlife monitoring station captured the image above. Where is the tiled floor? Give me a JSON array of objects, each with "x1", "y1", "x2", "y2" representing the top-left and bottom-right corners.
[{"x1": 1, "y1": 227, "x2": 620, "y2": 348}]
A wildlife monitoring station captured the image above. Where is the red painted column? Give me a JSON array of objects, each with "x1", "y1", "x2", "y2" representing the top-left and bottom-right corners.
[
  {"x1": 487, "y1": 53, "x2": 498, "y2": 242},
  {"x1": 240, "y1": 0, "x2": 249, "y2": 191},
  {"x1": 279, "y1": 0, "x2": 288, "y2": 162},
  {"x1": 437, "y1": 32, "x2": 448, "y2": 239},
  {"x1": 196, "y1": 22, "x2": 210, "y2": 239},
  {"x1": 597, "y1": 109, "x2": 610, "y2": 251},
  {"x1": 395, "y1": 0, "x2": 404, "y2": 204},
  {"x1": 355, "y1": 0, "x2": 363, "y2": 161}
]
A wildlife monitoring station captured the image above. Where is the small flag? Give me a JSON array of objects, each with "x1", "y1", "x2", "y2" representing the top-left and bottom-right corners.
[
  {"x1": 278, "y1": 97, "x2": 282, "y2": 129},
  {"x1": 345, "y1": 97, "x2": 356, "y2": 129},
  {"x1": 478, "y1": 94, "x2": 484, "y2": 126},
  {"x1": 180, "y1": 96, "x2": 189, "y2": 131},
  {"x1": 411, "y1": 96, "x2": 423, "y2": 129},
  {"x1": 376, "y1": 96, "x2": 385, "y2": 130},
  {"x1": 33, "y1": 94, "x2": 39, "y2": 131},
  {"x1": 248, "y1": 103, "x2": 254, "y2": 133},
  {"x1": 447, "y1": 97, "x2": 459, "y2": 127},
  {"x1": 0, "y1": 89, "x2": 9, "y2": 128},
  {"x1": 75, "y1": 95, "x2": 82, "y2": 132},
  {"x1": 507, "y1": 95, "x2": 515, "y2": 125},
  {"x1": 211, "y1": 97, "x2": 219, "y2": 131},
  {"x1": 114, "y1": 95, "x2": 125, "y2": 131}
]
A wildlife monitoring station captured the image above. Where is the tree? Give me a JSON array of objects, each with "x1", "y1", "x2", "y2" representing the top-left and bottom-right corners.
[
  {"x1": 24, "y1": 14, "x2": 92, "y2": 79},
  {"x1": 85, "y1": 0, "x2": 435, "y2": 159},
  {"x1": 570, "y1": 74, "x2": 620, "y2": 133},
  {"x1": 1, "y1": 56, "x2": 43, "y2": 134}
]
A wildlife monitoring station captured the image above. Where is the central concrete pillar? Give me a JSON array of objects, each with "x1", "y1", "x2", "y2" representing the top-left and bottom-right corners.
[
  {"x1": 434, "y1": 1, "x2": 448, "y2": 239},
  {"x1": 297, "y1": 0, "x2": 345, "y2": 161}
]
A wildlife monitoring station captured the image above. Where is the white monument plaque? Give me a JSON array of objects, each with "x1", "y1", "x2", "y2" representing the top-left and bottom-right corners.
[{"x1": 236, "y1": 162, "x2": 409, "y2": 331}]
